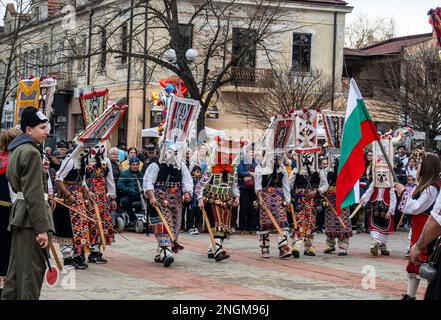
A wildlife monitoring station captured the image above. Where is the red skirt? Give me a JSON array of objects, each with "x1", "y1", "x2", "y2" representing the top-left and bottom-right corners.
[{"x1": 406, "y1": 214, "x2": 429, "y2": 274}]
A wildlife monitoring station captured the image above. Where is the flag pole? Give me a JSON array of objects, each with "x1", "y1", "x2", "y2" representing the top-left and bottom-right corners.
[
  {"x1": 355, "y1": 78, "x2": 399, "y2": 184},
  {"x1": 375, "y1": 139, "x2": 399, "y2": 183}
]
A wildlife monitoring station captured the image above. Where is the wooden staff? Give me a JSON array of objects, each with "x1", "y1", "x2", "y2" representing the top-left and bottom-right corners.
[
  {"x1": 92, "y1": 200, "x2": 107, "y2": 251},
  {"x1": 321, "y1": 192, "x2": 348, "y2": 231},
  {"x1": 396, "y1": 212, "x2": 406, "y2": 231},
  {"x1": 349, "y1": 203, "x2": 363, "y2": 220},
  {"x1": 153, "y1": 204, "x2": 176, "y2": 243},
  {"x1": 289, "y1": 203, "x2": 298, "y2": 230},
  {"x1": 49, "y1": 242, "x2": 63, "y2": 271},
  {"x1": 201, "y1": 206, "x2": 217, "y2": 255},
  {"x1": 261, "y1": 203, "x2": 285, "y2": 237},
  {"x1": 51, "y1": 197, "x2": 129, "y2": 241}
]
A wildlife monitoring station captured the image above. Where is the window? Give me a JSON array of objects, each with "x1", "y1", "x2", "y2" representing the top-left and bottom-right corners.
[
  {"x1": 23, "y1": 52, "x2": 28, "y2": 76},
  {"x1": 121, "y1": 23, "x2": 128, "y2": 64},
  {"x1": 292, "y1": 33, "x2": 311, "y2": 73},
  {"x1": 100, "y1": 28, "x2": 107, "y2": 70},
  {"x1": 177, "y1": 24, "x2": 193, "y2": 52},
  {"x1": 232, "y1": 28, "x2": 257, "y2": 68}
]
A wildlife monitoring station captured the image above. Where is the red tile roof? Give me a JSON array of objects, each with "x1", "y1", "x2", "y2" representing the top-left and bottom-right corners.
[
  {"x1": 351, "y1": 33, "x2": 434, "y2": 56},
  {"x1": 47, "y1": 0, "x2": 65, "y2": 15},
  {"x1": 343, "y1": 47, "x2": 368, "y2": 56}
]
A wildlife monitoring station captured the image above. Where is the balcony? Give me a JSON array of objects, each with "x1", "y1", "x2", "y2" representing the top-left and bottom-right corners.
[
  {"x1": 231, "y1": 67, "x2": 273, "y2": 88},
  {"x1": 47, "y1": 71, "x2": 77, "y2": 90}
]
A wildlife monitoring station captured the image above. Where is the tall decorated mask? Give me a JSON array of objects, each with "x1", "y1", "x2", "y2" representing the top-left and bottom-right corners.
[{"x1": 372, "y1": 137, "x2": 393, "y2": 188}]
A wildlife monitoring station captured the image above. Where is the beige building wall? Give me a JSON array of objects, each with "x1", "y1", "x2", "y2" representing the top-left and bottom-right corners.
[{"x1": 2, "y1": 0, "x2": 351, "y2": 148}]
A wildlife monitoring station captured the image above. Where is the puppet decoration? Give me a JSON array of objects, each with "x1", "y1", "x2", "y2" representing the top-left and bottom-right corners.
[{"x1": 79, "y1": 89, "x2": 109, "y2": 127}]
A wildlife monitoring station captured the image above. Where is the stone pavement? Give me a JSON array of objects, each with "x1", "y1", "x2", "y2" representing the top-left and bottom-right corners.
[{"x1": 41, "y1": 229, "x2": 426, "y2": 300}]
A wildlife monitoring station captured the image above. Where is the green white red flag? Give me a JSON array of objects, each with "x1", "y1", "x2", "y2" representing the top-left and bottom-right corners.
[{"x1": 336, "y1": 79, "x2": 380, "y2": 214}]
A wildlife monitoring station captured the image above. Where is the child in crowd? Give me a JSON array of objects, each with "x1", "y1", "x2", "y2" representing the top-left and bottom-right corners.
[
  {"x1": 404, "y1": 175, "x2": 417, "y2": 229},
  {"x1": 187, "y1": 165, "x2": 203, "y2": 235}
]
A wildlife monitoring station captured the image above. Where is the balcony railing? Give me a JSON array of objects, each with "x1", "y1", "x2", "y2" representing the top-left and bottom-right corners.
[
  {"x1": 47, "y1": 71, "x2": 77, "y2": 90},
  {"x1": 231, "y1": 67, "x2": 273, "y2": 88}
]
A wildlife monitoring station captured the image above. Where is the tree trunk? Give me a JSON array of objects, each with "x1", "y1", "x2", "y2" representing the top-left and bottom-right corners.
[{"x1": 197, "y1": 108, "x2": 206, "y2": 143}]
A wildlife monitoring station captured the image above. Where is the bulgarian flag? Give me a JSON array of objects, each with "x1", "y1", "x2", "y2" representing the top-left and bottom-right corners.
[{"x1": 336, "y1": 79, "x2": 380, "y2": 214}]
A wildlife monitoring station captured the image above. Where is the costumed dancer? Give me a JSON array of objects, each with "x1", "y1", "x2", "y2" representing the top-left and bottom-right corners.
[
  {"x1": 360, "y1": 137, "x2": 397, "y2": 256},
  {"x1": 255, "y1": 152, "x2": 291, "y2": 258},
  {"x1": 84, "y1": 142, "x2": 117, "y2": 264},
  {"x1": 255, "y1": 114, "x2": 294, "y2": 258},
  {"x1": 143, "y1": 96, "x2": 199, "y2": 267},
  {"x1": 143, "y1": 144, "x2": 193, "y2": 267},
  {"x1": 289, "y1": 152, "x2": 320, "y2": 257},
  {"x1": 53, "y1": 143, "x2": 93, "y2": 269},
  {"x1": 288, "y1": 108, "x2": 321, "y2": 258},
  {"x1": 395, "y1": 154, "x2": 441, "y2": 300},
  {"x1": 195, "y1": 136, "x2": 244, "y2": 261},
  {"x1": 0, "y1": 128, "x2": 20, "y2": 295},
  {"x1": 321, "y1": 157, "x2": 353, "y2": 256}
]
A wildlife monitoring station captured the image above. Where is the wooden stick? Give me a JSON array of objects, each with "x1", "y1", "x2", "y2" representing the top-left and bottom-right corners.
[
  {"x1": 320, "y1": 192, "x2": 348, "y2": 231},
  {"x1": 261, "y1": 203, "x2": 285, "y2": 237},
  {"x1": 396, "y1": 212, "x2": 406, "y2": 231},
  {"x1": 289, "y1": 203, "x2": 298, "y2": 230},
  {"x1": 49, "y1": 242, "x2": 63, "y2": 271},
  {"x1": 51, "y1": 197, "x2": 130, "y2": 241},
  {"x1": 349, "y1": 203, "x2": 363, "y2": 220},
  {"x1": 92, "y1": 200, "x2": 107, "y2": 251},
  {"x1": 201, "y1": 206, "x2": 217, "y2": 254},
  {"x1": 153, "y1": 204, "x2": 176, "y2": 242}
]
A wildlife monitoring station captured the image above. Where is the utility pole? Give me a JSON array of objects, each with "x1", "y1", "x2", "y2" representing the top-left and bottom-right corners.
[{"x1": 142, "y1": 0, "x2": 149, "y2": 146}]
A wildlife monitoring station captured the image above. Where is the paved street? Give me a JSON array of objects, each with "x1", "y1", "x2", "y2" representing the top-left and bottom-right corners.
[{"x1": 41, "y1": 229, "x2": 425, "y2": 300}]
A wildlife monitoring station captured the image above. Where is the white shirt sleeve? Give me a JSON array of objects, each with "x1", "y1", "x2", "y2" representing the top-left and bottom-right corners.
[
  {"x1": 282, "y1": 169, "x2": 291, "y2": 203},
  {"x1": 401, "y1": 186, "x2": 439, "y2": 215},
  {"x1": 254, "y1": 165, "x2": 263, "y2": 193},
  {"x1": 143, "y1": 162, "x2": 159, "y2": 192},
  {"x1": 233, "y1": 172, "x2": 240, "y2": 198},
  {"x1": 105, "y1": 158, "x2": 116, "y2": 197},
  {"x1": 181, "y1": 163, "x2": 193, "y2": 194},
  {"x1": 55, "y1": 158, "x2": 74, "y2": 182},
  {"x1": 388, "y1": 187, "x2": 397, "y2": 215},
  {"x1": 318, "y1": 169, "x2": 329, "y2": 194},
  {"x1": 288, "y1": 171, "x2": 296, "y2": 190},
  {"x1": 361, "y1": 183, "x2": 374, "y2": 204},
  {"x1": 430, "y1": 191, "x2": 441, "y2": 226}
]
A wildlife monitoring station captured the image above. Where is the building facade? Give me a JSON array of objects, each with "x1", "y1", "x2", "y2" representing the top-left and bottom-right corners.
[{"x1": 1, "y1": 0, "x2": 351, "y2": 148}]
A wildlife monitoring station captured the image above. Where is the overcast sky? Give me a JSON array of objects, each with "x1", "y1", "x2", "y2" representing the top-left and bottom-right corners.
[
  {"x1": 346, "y1": 0, "x2": 438, "y2": 36},
  {"x1": 0, "y1": 0, "x2": 439, "y2": 36}
]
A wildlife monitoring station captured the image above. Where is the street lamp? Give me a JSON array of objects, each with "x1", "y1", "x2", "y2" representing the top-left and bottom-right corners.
[{"x1": 163, "y1": 48, "x2": 198, "y2": 64}]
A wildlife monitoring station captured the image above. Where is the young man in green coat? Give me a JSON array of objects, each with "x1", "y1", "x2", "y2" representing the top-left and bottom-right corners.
[{"x1": 1, "y1": 107, "x2": 54, "y2": 300}]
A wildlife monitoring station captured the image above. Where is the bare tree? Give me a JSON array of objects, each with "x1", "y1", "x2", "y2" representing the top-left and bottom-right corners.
[
  {"x1": 97, "y1": 0, "x2": 294, "y2": 137},
  {"x1": 377, "y1": 45, "x2": 441, "y2": 148},
  {"x1": 345, "y1": 12, "x2": 396, "y2": 49},
  {"x1": 0, "y1": 0, "x2": 32, "y2": 125},
  {"x1": 229, "y1": 68, "x2": 335, "y2": 128}
]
